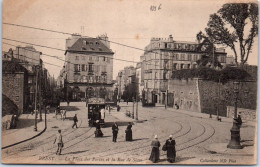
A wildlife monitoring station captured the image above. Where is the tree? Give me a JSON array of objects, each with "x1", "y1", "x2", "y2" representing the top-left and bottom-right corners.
[{"x1": 198, "y1": 3, "x2": 258, "y2": 67}]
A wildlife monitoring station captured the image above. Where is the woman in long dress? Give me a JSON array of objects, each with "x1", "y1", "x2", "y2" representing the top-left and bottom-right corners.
[
  {"x1": 149, "y1": 135, "x2": 160, "y2": 163},
  {"x1": 165, "y1": 135, "x2": 176, "y2": 163},
  {"x1": 125, "y1": 122, "x2": 132, "y2": 141}
]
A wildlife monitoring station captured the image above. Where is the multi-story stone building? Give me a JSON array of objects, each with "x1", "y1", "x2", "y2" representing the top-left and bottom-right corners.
[
  {"x1": 142, "y1": 35, "x2": 227, "y2": 104},
  {"x1": 63, "y1": 34, "x2": 114, "y2": 101},
  {"x1": 116, "y1": 66, "x2": 136, "y2": 100}
]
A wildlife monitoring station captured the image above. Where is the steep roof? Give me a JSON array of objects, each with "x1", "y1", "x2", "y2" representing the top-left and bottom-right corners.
[{"x1": 66, "y1": 38, "x2": 114, "y2": 54}]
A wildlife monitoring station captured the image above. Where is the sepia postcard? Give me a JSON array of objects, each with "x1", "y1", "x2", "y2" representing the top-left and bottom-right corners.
[{"x1": 1, "y1": 0, "x2": 258, "y2": 165}]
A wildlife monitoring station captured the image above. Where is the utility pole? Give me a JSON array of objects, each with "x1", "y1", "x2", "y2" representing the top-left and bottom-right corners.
[
  {"x1": 132, "y1": 97, "x2": 135, "y2": 119},
  {"x1": 39, "y1": 66, "x2": 42, "y2": 121},
  {"x1": 212, "y1": 43, "x2": 215, "y2": 69},
  {"x1": 34, "y1": 66, "x2": 39, "y2": 131},
  {"x1": 165, "y1": 90, "x2": 168, "y2": 109},
  {"x1": 135, "y1": 81, "x2": 138, "y2": 120}
]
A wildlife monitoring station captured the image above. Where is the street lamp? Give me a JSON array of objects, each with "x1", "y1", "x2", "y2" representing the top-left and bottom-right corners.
[{"x1": 227, "y1": 81, "x2": 242, "y2": 149}]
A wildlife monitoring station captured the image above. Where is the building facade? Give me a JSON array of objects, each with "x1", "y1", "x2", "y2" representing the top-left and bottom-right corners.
[
  {"x1": 142, "y1": 35, "x2": 227, "y2": 104},
  {"x1": 116, "y1": 66, "x2": 136, "y2": 101},
  {"x1": 63, "y1": 34, "x2": 114, "y2": 101}
]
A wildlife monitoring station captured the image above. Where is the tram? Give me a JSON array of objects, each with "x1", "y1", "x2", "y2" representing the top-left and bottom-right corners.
[{"x1": 86, "y1": 97, "x2": 106, "y2": 127}]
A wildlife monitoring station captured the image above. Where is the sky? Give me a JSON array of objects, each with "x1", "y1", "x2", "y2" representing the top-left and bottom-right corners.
[{"x1": 2, "y1": 0, "x2": 258, "y2": 79}]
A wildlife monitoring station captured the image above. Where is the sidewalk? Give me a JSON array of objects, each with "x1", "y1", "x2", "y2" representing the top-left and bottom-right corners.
[{"x1": 2, "y1": 114, "x2": 46, "y2": 148}]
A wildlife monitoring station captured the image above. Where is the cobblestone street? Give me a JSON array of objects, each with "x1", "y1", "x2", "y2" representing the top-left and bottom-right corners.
[{"x1": 2, "y1": 102, "x2": 256, "y2": 164}]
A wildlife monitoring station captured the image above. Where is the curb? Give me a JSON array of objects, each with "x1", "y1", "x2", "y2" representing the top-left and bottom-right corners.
[{"x1": 2, "y1": 126, "x2": 47, "y2": 150}]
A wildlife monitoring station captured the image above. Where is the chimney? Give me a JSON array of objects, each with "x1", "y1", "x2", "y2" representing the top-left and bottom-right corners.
[
  {"x1": 168, "y1": 35, "x2": 173, "y2": 42},
  {"x1": 97, "y1": 34, "x2": 110, "y2": 49},
  {"x1": 66, "y1": 34, "x2": 81, "y2": 49}
]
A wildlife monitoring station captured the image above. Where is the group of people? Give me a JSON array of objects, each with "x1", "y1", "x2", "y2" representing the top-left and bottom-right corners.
[
  {"x1": 54, "y1": 106, "x2": 66, "y2": 120},
  {"x1": 93, "y1": 121, "x2": 132, "y2": 143},
  {"x1": 149, "y1": 135, "x2": 176, "y2": 163}
]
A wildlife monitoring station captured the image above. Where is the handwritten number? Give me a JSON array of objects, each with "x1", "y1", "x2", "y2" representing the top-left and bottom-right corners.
[
  {"x1": 158, "y1": 4, "x2": 162, "y2": 10},
  {"x1": 150, "y1": 4, "x2": 162, "y2": 11}
]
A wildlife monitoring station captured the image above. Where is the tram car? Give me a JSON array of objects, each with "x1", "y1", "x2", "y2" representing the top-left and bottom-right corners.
[{"x1": 86, "y1": 97, "x2": 106, "y2": 127}]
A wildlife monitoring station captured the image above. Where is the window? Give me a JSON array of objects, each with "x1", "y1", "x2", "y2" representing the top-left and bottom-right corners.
[
  {"x1": 98, "y1": 48, "x2": 102, "y2": 51},
  {"x1": 181, "y1": 54, "x2": 185, "y2": 60},
  {"x1": 89, "y1": 56, "x2": 92, "y2": 61},
  {"x1": 74, "y1": 64, "x2": 80, "y2": 72},
  {"x1": 89, "y1": 63, "x2": 94, "y2": 72},
  {"x1": 103, "y1": 57, "x2": 106, "y2": 61},
  {"x1": 96, "y1": 42, "x2": 99, "y2": 45},
  {"x1": 82, "y1": 64, "x2": 85, "y2": 71},
  {"x1": 188, "y1": 54, "x2": 192, "y2": 61},
  {"x1": 82, "y1": 47, "x2": 86, "y2": 50},
  {"x1": 187, "y1": 64, "x2": 190, "y2": 69},
  {"x1": 181, "y1": 64, "x2": 184, "y2": 69},
  {"x1": 173, "y1": 63, "x2": 177, "y2": 70},
  {"x1": 75, "y1": 56, "x2": 79, "y2": 60}
]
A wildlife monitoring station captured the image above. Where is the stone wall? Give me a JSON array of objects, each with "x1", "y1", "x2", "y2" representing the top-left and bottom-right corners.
[
  {"x1": 227, "y1": 106, "x2": 256, "y2": 121},
  {"x1": 168, "y1": 78, "x2": 257, "y2": 117},
  {"x1": 2, "y1": 73, "x2": 26, "y2": 114},
  {"x1": 198, "y1": 80, "x2": 256, "y2": 117},
  {"x1": 168, "y1": 79, "x2": 200, "y2": 112}
]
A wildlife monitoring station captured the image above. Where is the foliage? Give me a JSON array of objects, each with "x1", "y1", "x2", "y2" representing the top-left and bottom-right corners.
[
  {"x1": 198, "y1": 3, "x2": 258, "y2": 67},
  {"x1": 2, "y1": 94, "x2": 19, "y2": 117},
  {"x1": 2, "y1": 60, "x2": 28, "y2": 74},
  {"x1": 196, "y1": 32, "x2": 223, "y2": 68},
  {"x1": 172, "y1": 67, "x2": 252, "y2": 84}
]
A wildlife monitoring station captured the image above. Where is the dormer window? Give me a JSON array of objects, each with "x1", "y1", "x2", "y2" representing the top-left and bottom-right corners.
[
  {"x1": 98, "y1": 48, "x2": 102, "y2": 51},
  {"x1": 96, "y1": 42, "x2": 99, "y2": 45},
  {"x1": 82, "y1": 47, "x2": 86, "y2": 50},
  {"x1": 90, "y1": 48, "x2": 95, "y2": 50}
]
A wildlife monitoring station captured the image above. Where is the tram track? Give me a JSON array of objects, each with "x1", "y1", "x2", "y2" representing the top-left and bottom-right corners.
[{"x1": 3, "y1": 118, "x2": 83, "y2": 159}]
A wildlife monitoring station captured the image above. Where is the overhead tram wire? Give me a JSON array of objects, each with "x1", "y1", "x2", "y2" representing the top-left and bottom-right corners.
[
  {"x1": 3, "y1": 42, "x2": 148, "y2": 74},
  {"x1": 3, "y1": 23, "x2": 174, "y2": 59},
  {"x1": 2, "y1": 38, "x2": 141, "y2": 65},
  {"x1": 3, "y1": 38, "x2": 165, "y2": 69}
]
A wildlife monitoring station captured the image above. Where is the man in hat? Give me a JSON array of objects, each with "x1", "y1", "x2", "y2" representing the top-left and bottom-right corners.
[
  {"x1": 72, "y1": 114, "x2": 78, "y2": 128},
  {"x1": 112, "y1": 122, "x2": 119, "y2": 142},
  {"x1": 53, "y1": 130, "x2": 63, "y2": 155},
  {"x1": 164, "y1": 135, "x2": 176, "y2": 163},
  {"x1": 149, "y1": 135, "x2": 160, "y2": 163}
]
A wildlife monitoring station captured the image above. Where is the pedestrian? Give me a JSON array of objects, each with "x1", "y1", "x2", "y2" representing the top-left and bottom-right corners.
[
  {"x1": 125, "y1": 122, "x2": 132, "y2": 141},
  {"x1": 55, "y1": 106, "x2": 60, "y2": 119},
  {"x1": 127, "y1": 99, "x2": 128, "y2": 105},
  {"x1": 100, "y1": 107, "x2": 105, "y2": 123},
  {"x1": 53, "y1": 130, "x2": 64, "y2": 155},
  {"x1": 112, "y1": 122, "x2": 119, "y2": 142},
  {"x1": 108, "y1": 105, "x2": 111, "y2": 114},
  {"x1": 95, "y1": 120, "x2": 103, "y2": 137},
  {"x1": 175, "y1": 104, "x2": 179, "y2": 110},
  {"x1": 237, "y1": 114, "x2": 242, "y2": 128},
  {"x1": 67, "y1": 100, "x2": 70, "y2": 106},
  {"x1": 149, "y1": 135, "x2": 160, "y2": 163},
  {"x1": 163, "y1": 135, "x2": 176, "y2": 163},
  {"x1": 46, "y1": 105, "x2": 50, "y2": 114},
  {"x1": 117, "y1": 105, "x2": 120, "y2": 112},
  {"x1": 72, "y1": 114, "x2": 78, "y2": 128}
]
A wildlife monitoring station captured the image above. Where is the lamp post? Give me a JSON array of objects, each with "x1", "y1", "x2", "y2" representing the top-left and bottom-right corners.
[{"x1": 227, "y1": 81, "x2": 242, "y2": 149}]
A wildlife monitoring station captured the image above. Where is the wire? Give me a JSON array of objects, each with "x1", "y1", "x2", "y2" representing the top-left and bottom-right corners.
[
  {"x1": 3, "y1": 22, "x2": 169, "y2": 55},
  {"x1": 3, "y1": 38, "x2": 140, "y2": 64}
]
